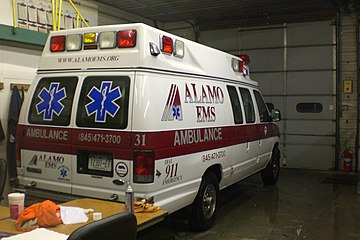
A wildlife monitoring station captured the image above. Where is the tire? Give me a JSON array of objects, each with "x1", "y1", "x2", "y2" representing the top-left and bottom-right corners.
[
  {"x1": 191, "y1": 172, "x2": 219, "y2": 231},
  {"x1": 261, "y1": 146, "x2": 280, "y2": 185}
]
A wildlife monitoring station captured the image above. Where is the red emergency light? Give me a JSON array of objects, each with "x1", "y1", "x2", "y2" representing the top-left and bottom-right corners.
[
  {"x1": 117, "y1": 30, "x2": 137, "y2": 48},
  {"x1": 239, "y1": 54, "x2": 250, "y2": 64},
  {"x1": 162, "y1": 35, "x2": 173, "y2": 54},
  {"x1": 50, "y1": 35, "x2": 66, "y2": 52},
  {"x1": 239, "y1": 54, "x2": 250, "y2": 75}
]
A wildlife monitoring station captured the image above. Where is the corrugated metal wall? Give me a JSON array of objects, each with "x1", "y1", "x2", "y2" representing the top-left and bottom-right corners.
[{"x1": 200, "y1": 21, "x2": 337, "y2": 170}]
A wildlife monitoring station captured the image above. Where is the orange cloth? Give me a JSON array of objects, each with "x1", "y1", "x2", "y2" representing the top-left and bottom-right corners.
[{"x1": 16, "y1": 200, "x2": 62, "y2": 231}]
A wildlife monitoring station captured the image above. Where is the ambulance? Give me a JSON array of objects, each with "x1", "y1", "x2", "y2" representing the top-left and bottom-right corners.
[{"x1": 16, "y1": 23, "x2": 281, "y2": 230}]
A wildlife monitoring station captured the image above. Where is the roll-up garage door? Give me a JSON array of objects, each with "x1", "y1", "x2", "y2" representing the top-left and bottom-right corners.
[{"x1": 200, "y1": 21, "x2": 336, "y2": 170}]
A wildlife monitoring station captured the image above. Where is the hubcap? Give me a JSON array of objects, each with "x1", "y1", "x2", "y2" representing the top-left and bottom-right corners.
[{"x1": 202, "y1": 184, "x2": 216, "y2": 219}]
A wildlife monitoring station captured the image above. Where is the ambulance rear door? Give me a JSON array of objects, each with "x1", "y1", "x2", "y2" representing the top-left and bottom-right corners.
[
  {"x1": 20, "y1": 74, "x2": 79, "y2": 195},
  {"x1": 71, "y1": 72, "x2": 133, "y2": 201}
]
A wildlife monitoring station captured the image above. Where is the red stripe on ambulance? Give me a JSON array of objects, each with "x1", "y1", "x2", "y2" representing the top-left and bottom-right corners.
[{"x1": 18, "y1": 124, "x2": 279, "y2": 160}]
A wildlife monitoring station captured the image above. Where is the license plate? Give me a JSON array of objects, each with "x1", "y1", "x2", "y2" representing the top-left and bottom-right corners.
[{"x1": 88, "y1": 153, "x2": 112, "y2": 172}]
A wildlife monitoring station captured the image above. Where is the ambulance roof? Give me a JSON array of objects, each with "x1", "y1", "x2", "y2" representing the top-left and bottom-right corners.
[{"x1": 40, "y1": 23, "x2": 257, "y2": 86}]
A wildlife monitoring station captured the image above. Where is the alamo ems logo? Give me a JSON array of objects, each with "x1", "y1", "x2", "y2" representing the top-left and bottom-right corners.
[
  {"x1": 161, "y1": 83, "x2": 224, "y2": 122},
  {"x1": 162, "y1": 84, "x2": 183, "y2": 121}
]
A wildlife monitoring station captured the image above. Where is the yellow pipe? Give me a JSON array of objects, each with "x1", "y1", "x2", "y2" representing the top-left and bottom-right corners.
[
  {"x1": 68, "y1": 0, "x2": 89, "y2": 27},
  {"x1": 76, "y1": 14, "x2": 80, "y2": 28},
  {"x1": 57, "y1": 0, "x2": 63, "y2": 30},
  {"x1": 52, "y1": 0, "x2": 56, "y2": 31},
  {"x1": 12, "y1": 0, "x2": 17, "y2": 28},
  {"x1": 55, "y1": 0, "x2": 59, "y2": 30}
]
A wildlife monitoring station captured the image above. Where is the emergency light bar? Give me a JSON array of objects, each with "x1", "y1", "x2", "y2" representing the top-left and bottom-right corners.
[
  {"x1": 50, "y1": 29, "x2": 137, "y2": 52},
  {"x1": 49, "y1": 29, "x2": 185, "y2": 58}
]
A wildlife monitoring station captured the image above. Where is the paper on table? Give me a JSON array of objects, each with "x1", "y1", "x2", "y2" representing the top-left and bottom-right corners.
[
  {"x1": 2, "y1": 228, "x2": 68, "y2": 240},
  {"x1": 60, "y1": 206, "x2": 89, "y2": 225}
]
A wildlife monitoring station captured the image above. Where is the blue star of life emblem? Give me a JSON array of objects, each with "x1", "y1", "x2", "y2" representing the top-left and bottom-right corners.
[
  {"x1": 60, "y1": 168, "x2": 68, "y2": 178},
  {"x1": 36, "y1": 82, "x2": 66, "y2": 121},
  {"x1": 85, "y1": 81, "x2": 122, "y2": 122},
  {"x1": 172, "y1": 106, "x2": 181, "y2": 120}
]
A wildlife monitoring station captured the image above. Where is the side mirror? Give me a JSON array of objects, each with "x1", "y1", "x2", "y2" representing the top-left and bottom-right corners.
[{"x1": 271, "y1": 109, "x2": 281, "y2": 122}]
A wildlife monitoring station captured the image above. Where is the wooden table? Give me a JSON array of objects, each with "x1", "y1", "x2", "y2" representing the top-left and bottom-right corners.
[
  {"x1": 0, "y1": 206, "x2": 10, "y2": 220},
  {"x1": 0, "y1": 198, "x2": 167, "y2": 235}
]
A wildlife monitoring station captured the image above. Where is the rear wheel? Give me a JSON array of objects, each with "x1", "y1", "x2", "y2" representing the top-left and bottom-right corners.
[
  {"x1": 191, "y1": 172, "x2": 219, "y2": 231},
  {"x1": 261, "y1": 146, "x2": 280, "y2": 185}
]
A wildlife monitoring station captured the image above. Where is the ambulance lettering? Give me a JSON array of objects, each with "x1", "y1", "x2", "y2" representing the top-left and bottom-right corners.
[
  {"x1": 85, "y1": 81, "x2": 121, "y2": 123},
  {"x1": 196, "y1": 106, "x2": 216, "y2": 122},
  {"x1": 26, "y1": 127, "x2": 68, "y2": 141},
  {"x1": 38, "y1": 154, "x2": 65, "y2": 169},
  {"x1": 184, "y1": 83, "x2": 224, "y2": 104},
  {"x1": 36, "y1": 82, "x2": 66, "y2": 121},
  {"x1": 57, "y1": 55, "x2": 120, "y2": 64},
  {"x1": 173, "y1": 127, "x2": 222, "y2": 146},
  {"x1": 185, "y1": 83, "x2": 224, "y2": 122},
  {"x1": 161, "y1": 84, "x2": 183, "y2": 121}
]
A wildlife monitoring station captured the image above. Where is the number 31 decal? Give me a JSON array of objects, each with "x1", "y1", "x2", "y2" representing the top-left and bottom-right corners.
[{"x1": 134, "y1": 134, "x2": 146, "y2": 146}]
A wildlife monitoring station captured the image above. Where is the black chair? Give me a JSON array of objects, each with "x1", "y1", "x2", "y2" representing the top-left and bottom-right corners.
[
  {"x1": 67, "y1": 212, "x2": 137, "y2": 240},
  {"x1": 0, "y1": 159, "x2": 7, "y2": 202}
]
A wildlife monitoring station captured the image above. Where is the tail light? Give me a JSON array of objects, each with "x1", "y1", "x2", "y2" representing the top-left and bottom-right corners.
[
  {"x1": 16, "y1": 125, "x2": 24, "y2": 167},
  {"x1": 133, "y1": 150, "x2": 155, "y2": 183}
]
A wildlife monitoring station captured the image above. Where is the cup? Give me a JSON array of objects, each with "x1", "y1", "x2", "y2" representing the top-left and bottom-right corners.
[{"x1": 8, "y1": 193, "x2": 25, "y2": 220}]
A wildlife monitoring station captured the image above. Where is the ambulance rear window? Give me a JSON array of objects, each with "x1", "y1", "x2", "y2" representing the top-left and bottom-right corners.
[
  {"x1": 28, "y1": 77, "x2": 78, "y2": 126},
  {"x1": 76, "y1": 76, "x2": 130, "y2": 129}
]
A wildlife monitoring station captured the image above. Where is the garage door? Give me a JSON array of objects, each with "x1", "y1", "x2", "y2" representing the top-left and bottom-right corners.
[{"x1": 200, "y1": 21, "x2": 336, "y2": 170}]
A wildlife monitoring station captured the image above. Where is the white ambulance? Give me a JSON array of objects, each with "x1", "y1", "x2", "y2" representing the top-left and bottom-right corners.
[{"x1": 16, "y1": 23, "x2": 281, "y2": 230}]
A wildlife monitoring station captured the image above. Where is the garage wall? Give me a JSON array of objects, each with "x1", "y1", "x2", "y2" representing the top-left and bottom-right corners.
[
  {"x1": 200, "y1": 21, "x2": 337, "y2": 170},
  {"x1": 340, "y1": 12, "x2": 358, "y2": 169}
]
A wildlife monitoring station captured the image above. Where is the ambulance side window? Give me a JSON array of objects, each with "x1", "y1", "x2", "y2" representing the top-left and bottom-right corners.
[
  {"x1": 239, "y1": 87, "x2": 255, "y2": 123},
  {"x1": 28, "y1": 77, "x2": 78, "y2": 126},
  {"x1": 254, "y1": 90, "x2": 271, "y2": 122},
  {"x1": 76, "y1": 76, "x2": 130, "y2": 129},
  {"x1": 226, "y1": 85, "x2": 243, "y2": 124}
]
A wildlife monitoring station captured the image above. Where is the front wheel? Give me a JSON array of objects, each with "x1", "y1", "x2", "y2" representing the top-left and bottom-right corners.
[
  {"x1": 191, "y1": 172, "x2": 219, "y2": 231},
  {"x1": 261, "y1": 146, "x2": 280, "y2": 185}
]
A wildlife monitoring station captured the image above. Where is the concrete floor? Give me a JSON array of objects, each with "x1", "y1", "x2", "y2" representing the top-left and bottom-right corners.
[{"x1": 137, "y1": 169, "x2": 360, "y2": 240}]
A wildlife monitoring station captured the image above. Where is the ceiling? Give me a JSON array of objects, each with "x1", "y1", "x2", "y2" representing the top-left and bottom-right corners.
[{"x1": 93, "y1": 0, "x2": 356, "y2": 31}]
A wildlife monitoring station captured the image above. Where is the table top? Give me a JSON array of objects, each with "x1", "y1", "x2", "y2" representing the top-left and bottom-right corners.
[
  {"x1": 0, "y1": 198, "x2": 167, "y2": 235},
  {"x1": 0, "y1": 206, "x2": 10, "y2": 220}
]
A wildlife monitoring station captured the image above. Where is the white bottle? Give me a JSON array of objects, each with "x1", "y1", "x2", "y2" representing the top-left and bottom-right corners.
[{"x1": 125, "y1": 182, "x2": 134, "y2": 213}]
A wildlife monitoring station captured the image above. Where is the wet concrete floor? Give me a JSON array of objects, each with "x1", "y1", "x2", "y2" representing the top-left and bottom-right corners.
[{"x1": 137, "y1": 169, "x2": 360, "y2": 240}]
